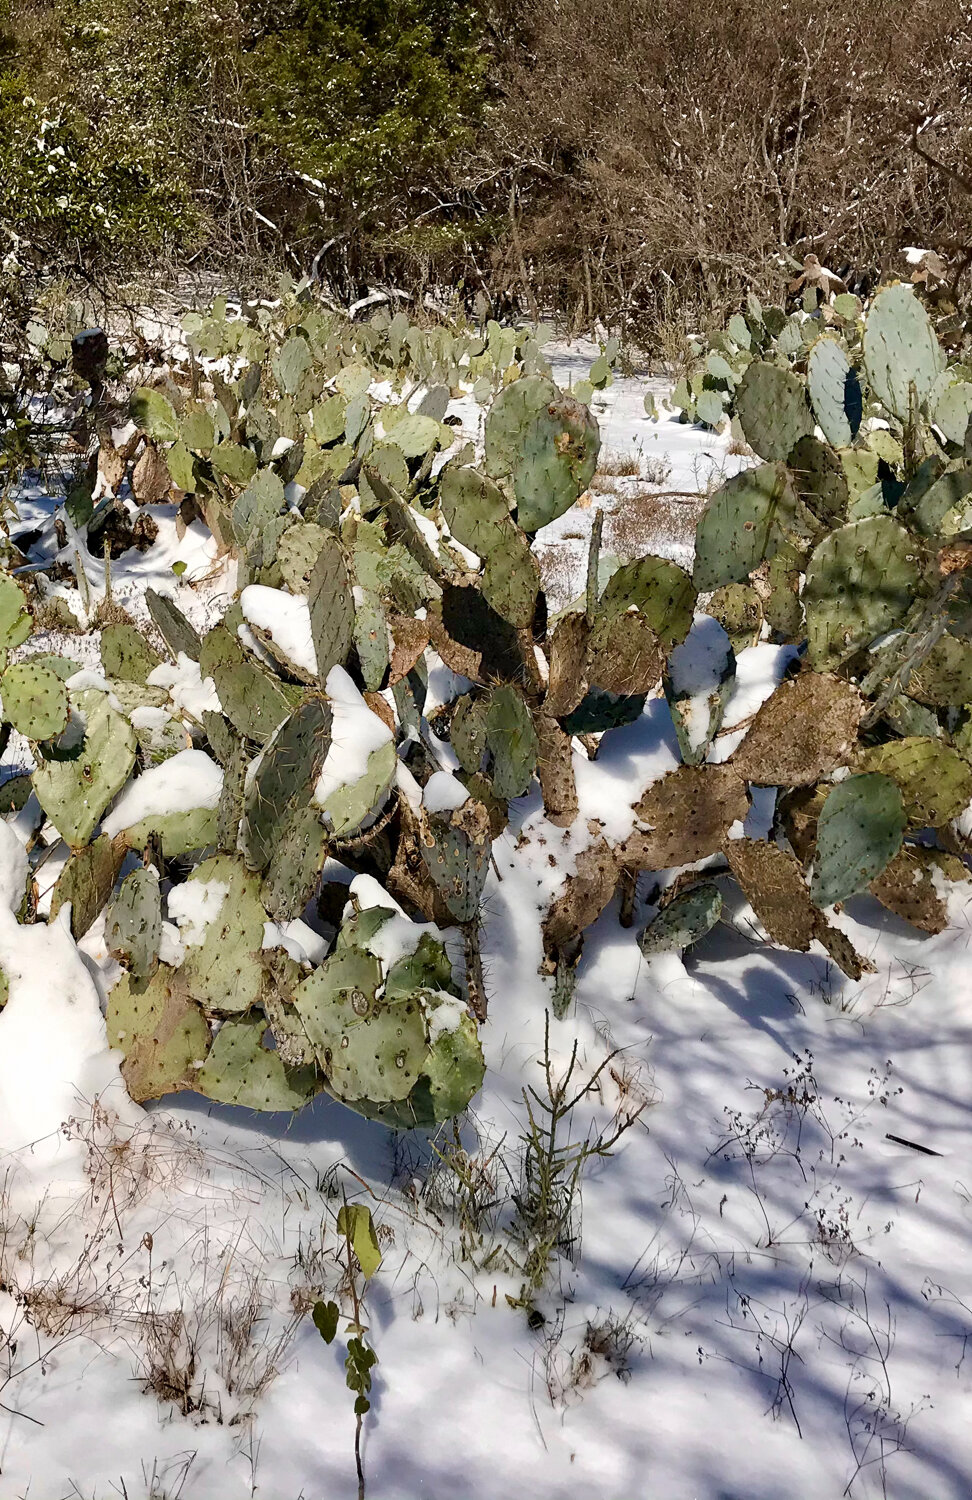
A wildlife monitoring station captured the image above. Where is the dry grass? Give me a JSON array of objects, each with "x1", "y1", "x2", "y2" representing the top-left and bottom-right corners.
[
  {"x1": 604, "y1": 486, "x2": 703, "y2": 560},
  {"x1": 597, "y1": 451, "x2": 643, "y2": 478}
]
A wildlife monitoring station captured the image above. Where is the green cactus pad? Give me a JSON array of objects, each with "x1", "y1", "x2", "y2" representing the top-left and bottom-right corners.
[
  {"x1": 33, "y1": 689, "x2": 138, "y2": 848},
  {"x1": 693, "y1": 464, "x2": 799, "y2": 592},
  {"x1": 806, "y1": 337, "x2": 862, "y2": 447},
  {"x1": 242, "y1": 699, "x2": 331, "y2": 870},
  {"x1": 319, "y1": 739, "x2": 396, "y2": 838},
  {"x1": 50, "y1": 832, "x2": 127, "y2": 938},
  {"x1": 130, "y1": 387, "x2": 179, "y2": 443},
  {"x1": 262, "y1": 804, "x2": 330, "y2": 920},
  {"x1": 384, "y1": 932, "x2": 455, "y2": 999},
  {"x1": 810, "y1": 772, "x2": 906, "y2": 908},
  {"x1": 907, "y1": 633, "x2": 972, "y2": 706},
  {"x1": 932, "y1": 379, "x2": 972, "y2": 445},
  {"x1": 352, "y1": 587, "x2": 390, "y2": 690},
  {"x1": 439, "y1": 466, "x2": 541, "y2": 626},
  {"x1": 179, "y1": 854, "x2": 269, "y2": 1014},
  {"x1": 707, "y1": 583, "x2": 763, "y2": 650},
  {"x1": 0, "y1": 574, "x2": 32, "y2": 651},
  {"x1": 211, "y1": 441, "x2": 259, "y2": 485},
  {"x1": 598, "y1": 556, "x2": 696, "y2": 649},
  {"x1": 560, "y1": 689, "x2": 646, "y2": 735},
  {"x1": 421, "y1": 1013, "x2": 485, "y2": 1121},
  {"x1": 484, "y1": 376, "x2": 599, "y2": 532},
  {"x1": 855, "y1": 736, "x2": 972, "y2": 827},
  {"x1": 906, "y1": 466, "x2": 972, "y2": 538},
  {"x1": 107, "y1": 969, "x2": 210, "y2": 1103},
  {"x1": 308, "y1": 534, "x2": 353, "y2": 682},
  {"x1": 450, "y1": 694, "x2": 489, "y2": 773},
  {"x1": 106, "y1": 866, "x2": 162, "y2": 981},
  {"x1": 277, "y1": 522, "x2": 329, "y2": 594},
  {"x1": 639, "y1": 884, "x2": 723, "y2": 955},
  {"x1": 99, "y1": 623, "x2": 162, "y2": 684},
  {"x1": 196, "y1": 1013, "x2": 320, "y2": 1111},
  {"x1": 212, "y1": 660, "x2": 297, "y2": 743},
  {"x1": 863, "y1": 284, "x2": 944, "y2": 421},
  {"x1": 788, "y1": 436, "x2": 849, "y2": 525},
  {"x1": 419, "y1": 798, "x2": 492, "y2": 923},
  {"x1": 294, "y1": 949, "x2": 428, "y2": 1104},
  {"x1": 121, "y1": 802, "x2": 220, "y2": 859},
  {"x1": 232, "y1": 469, "x2": 286, "y2": 546},
  {"x1": 804, "y1": 516, "x2": 922, "y2": 670},
  {"x1": 0, "y1": 661, "x2": 69, "y2": 740},
  {"x1": 146, "y1": 588, "x2": 201, "y2": 662},
  {"x1": 486, "y1": 685, "x2": 539, "y2": 799},
  {"x1": 734, "y1": 361, "x2": 813, "y2": 461}
]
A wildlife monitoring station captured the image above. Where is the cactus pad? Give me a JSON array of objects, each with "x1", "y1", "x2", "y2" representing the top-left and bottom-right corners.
[
  {"x1": 196, "y1": 1013, "x2": 320, "y2": 1110},
  {"x1": 639, "y1": 884, "x2": 723, "y2": 956},
  {"x1": 484, "y1": 376, "x2": 599, "y2": 532},
  {"x1": 804, "y1": 517, "x2": 922, "y2": 670},
  {"x1": 178, "y1": 854, "x2": 268, "y2": 1014},
  {"x1": 731, "y1": 672, "x2": 863, "y2": 786},
  {"x1": 242, "y1": 699, "x2": 332, "y2": 870},
  {"x1": 100, "y1": 623, "x2": 163, "y2": 684},
  {"x1": 485, "y1": 685, "x2": 539, "y2": 799},
  {"x1": 106, "y1": 866, "x2": 163, "y2": 981},
  {"x1": 855, "y1": 736, "x2": 972, "y2": 827},
  {"x1": 735, "y1": 361, "x2": 813, "y2": 461},
  {"x1": 107, "y1": 969, "x2": 210, "y2": 1102},
  {"x1": 33, "y1": 688, "x2": 137, "y2": 848},
  {"x1": 0, "y1": 574, "x2": 32, "y2": 651},
  {"x1": 863, "y1": 284, "x2": 944, "y2": 420},
  {"x1": 810, "y1": 773, "x2": 906, "y2": 908},
  {"x1": 619, "y1": 765, "x2": 749, "y2": 870},
  {"x1": 806, "y1": 337, "x2": 862, "y2": 447},
  {"x1": 0, "y1": 661, "x2": 69, "y2": 740}
]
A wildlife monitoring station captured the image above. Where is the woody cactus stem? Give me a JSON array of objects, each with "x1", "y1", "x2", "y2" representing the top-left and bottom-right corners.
[
  {"x1": 463, "y1": 919, "x2": 488, "y2": 1022},
  {"x1": 587, "y1": 508, "x2": 604, "y2": 625}
]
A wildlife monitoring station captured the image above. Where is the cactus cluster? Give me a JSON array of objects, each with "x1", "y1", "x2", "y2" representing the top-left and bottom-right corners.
[{"x1": 3, "y1": 269, "x2": 972, "y2": 1135}]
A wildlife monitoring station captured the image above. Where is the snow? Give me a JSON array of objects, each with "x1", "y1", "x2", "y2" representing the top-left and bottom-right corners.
[
  {"x1": 240, "y1": 584, "x2": 318, "y2": 676},
  {"x1": 313, "y1": 665, "x2": 393, "y2": 805},
  {"x1": 424, "y1": 989, "x2": 467, "y2": 1042},
  {"x1": 666, "y1": 612, "x2": 733, "y2": 754},
  {"x1": 262, "y1": 918, "x2": 329, "y2": 967},
  {"x1": 166, "y1": 876, "x2": 230, "y2": 947},
  {"x1": 422, "y1": 769, "x2": 470, "y2": 813},
  {"x1": 147, "y1": 652, "x2": 221, "y2": 719},
  {"x1": 349, "y1": 873, "x2": 440, "y2": 968},
  {"x1": 3, "y1": 345, "x2": 972, "y2": 1500},
  {"x1": 102, "y1": 748, "x2": 223, "y2": 837}
]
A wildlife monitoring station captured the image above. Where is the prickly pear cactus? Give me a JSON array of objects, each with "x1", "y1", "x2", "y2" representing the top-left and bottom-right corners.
[
  {"x1": 804, "y1": 516, "x2": 922, "y2": 670},
  {"x1": 810, "y1": 773, "x2": 906, "y2": 908},
  {"x1": 863, "y1": 284, "x2": 944, "y2": 421},
  {"x1": 484, "y1": 376, "x2": 600, "y2": 531},
  {"x1": 0, "y1": 660, "x2": 69, "y2": 740},
  {"x1": 33, "y1": 689, "x2": 138, "y2": 848},
  {"x1": 734, "y1": 361, "x2": 813, "y2": 461}
]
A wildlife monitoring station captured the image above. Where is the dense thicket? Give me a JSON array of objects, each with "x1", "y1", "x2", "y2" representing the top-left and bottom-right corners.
[{"x1": 2, "y1": 0, "x2": 972, "y2": 339}]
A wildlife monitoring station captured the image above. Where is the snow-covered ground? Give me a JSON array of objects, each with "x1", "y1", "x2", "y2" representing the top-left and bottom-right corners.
[{"x1": 1, "y1": 356, "x2": 971, "y2": 1500}]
